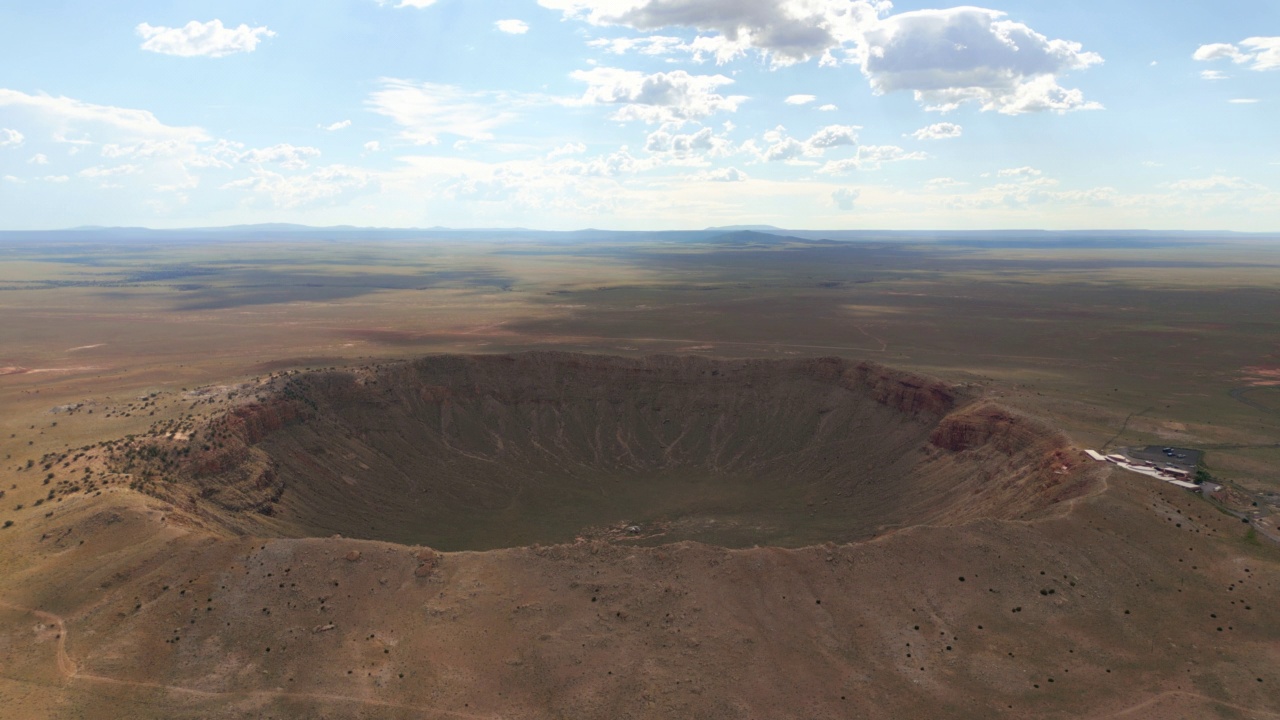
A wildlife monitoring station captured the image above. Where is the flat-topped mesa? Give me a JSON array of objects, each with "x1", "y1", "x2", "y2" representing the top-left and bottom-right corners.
[{"x1": 107, "y1": 353, "x2": 1098, "y2": 549}]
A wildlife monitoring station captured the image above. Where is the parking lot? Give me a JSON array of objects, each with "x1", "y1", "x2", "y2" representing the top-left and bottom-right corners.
[{"x1": 1124, "y1": 445, "x2": 1203, "y2": 472}]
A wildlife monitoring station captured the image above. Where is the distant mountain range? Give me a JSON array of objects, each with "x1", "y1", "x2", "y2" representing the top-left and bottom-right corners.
[
  {"x1": 2, "y1": 225, "x2": 1275, "y2": 248},
  {"x1": 703, "y1": 224, "x2": 787, "y2": 232}
]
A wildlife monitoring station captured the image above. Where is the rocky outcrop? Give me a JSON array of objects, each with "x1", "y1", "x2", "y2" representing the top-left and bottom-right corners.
[
  {"x1": 929, "y1": 402, "x2": 1062, "y2": 455},
  {"x1": 919, "y1": 402, "x2": 1097, "y2": 524},
  {"x1": 843, "y1": 361, "x2": 958, "y2": 418},
  {"x1": 221, "y1": 397, "x2": 307, "y2": 446},
  {"x1": 106, "y1": 395, "x2": 304, "y2": 524}
]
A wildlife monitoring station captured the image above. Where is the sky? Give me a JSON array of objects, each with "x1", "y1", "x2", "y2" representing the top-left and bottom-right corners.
[{"x1": 0, "y1": 0, "x2": 1277, "y2": 231}]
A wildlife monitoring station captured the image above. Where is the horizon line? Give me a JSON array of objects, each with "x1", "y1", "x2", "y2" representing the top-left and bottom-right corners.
[{"x1": 2, "y1": 224, "x2": 1278, "y2": 236}]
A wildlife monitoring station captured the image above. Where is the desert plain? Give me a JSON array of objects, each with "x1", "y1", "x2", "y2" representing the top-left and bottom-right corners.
[{"x1": 1, "y1": 227, "x2": 1279, "y2": 719}]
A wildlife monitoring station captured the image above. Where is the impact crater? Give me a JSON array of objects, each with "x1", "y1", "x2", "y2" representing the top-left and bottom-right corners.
[{"x1": 110, "y1": 353, "x2": 1095, "y2": 550}]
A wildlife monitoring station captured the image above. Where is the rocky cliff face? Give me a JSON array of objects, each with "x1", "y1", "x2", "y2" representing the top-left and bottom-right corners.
[
  {"x1": 843, "y1": 361, "x2": 958, "y2": 418},
  {"x1": 918, "y1": 402, "x2": 1096, "y2": 525},
  {"x1": 929, "y1": 402, "x2": 1061, "y2": 455},
  {"x1": 105, "y1": 395, "x2": 304, "y2": 527}
]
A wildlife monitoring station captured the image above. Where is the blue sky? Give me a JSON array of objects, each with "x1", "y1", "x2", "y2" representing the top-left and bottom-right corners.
[{"x1": 1, "y1": 0, "x2": 1277, "y2": 231}]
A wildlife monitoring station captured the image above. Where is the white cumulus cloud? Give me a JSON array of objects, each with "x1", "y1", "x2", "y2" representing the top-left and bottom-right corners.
[
  {"x1": 911, "y1": 122, "x2": 962, "y2": 140},
  {"x1": 856, "y1": 7, "x2": 1103, "y2": 114},
  {"x1": 101, "y1": 139, "x2": 201, "y2": 160},
  {"x1": 1194, "y1": 38, "x2": 1280, "y2": 71},
  {"x1": 1194, "y1": 43, "x2": 1248, "y2": 64},
  {"x1": 363, "y1": 140, "x2": 381, "y2": 152},
  {"x1": 544, "y1": 2, "x2": 1101, "y2": 114},
  {"x1": 548, "y1": 142, "x2": 587, "y2": 158},
  {"x1": 235, "y1": 143, "x2": 322, "y2": 169},
  {"x1": 761, "y1": 136, "x2": 806, "y2": 162},
  {"x1": 496, "y1": 19, "x2": 530, "y2": 34},
  {"x1": 222, "y1": 165, "x2": 376, "y2": 208},
  {"x1": 324, "y1": 120, "x2": 352, "y2": 131},
  {"x1": 818, "y1": 104, "x2": 838, "y2": 111},
  {"x1": 832, "y1": 187, "x2": 860, "y2": 210},
  {"x1": 998, "y1": 166, "x2": 1042, "y2": 177},
  {"x1": 695, "y1": 166, "x2": 748, "y2": 182},
  {"x1": 785, "y1": 94, "x2": 816, "y2": 105},
  {"x1": 644, "y1": 126, "x2": 732, "y2": 159},
  {"x1": 136, "y1": 20, "x2": 275, "y2": 58},
  {"x1": 586, "y1": 34, "x2": 750, "y2": 64},
  {"x1": 806, "y1": 124, "x2": 860, "y2": 149},
  {"x1": 1, "y1": 128, "x2": 23, "y2": 147},
  {"x1": 554, "y1": 148, "x2": 657, "y2": 177},
  {"x1": 754, "y1": 124, "x2": 861, "y2": 162},
  {"x1": 589, "y1": 35, "x2": 684, "y2": 56},
  {"x1": 540, "y1": 0, "x2": 887, "y2": 66},
  {"x1": 0, "y1": 89, "x2": 249, "y2": 202},
  {"x1": 818, "y1": 145, "x2": 925, "y2": 173},
  {"x1": 682, "y1": 34, "x2": 754, "y2": 64},
  {"x1": 1167, "y1": 175, "x2": 1264, "y2": 192},
  {"x1": 571, "y1": 67, "x2": 747, "y2": 124}
]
